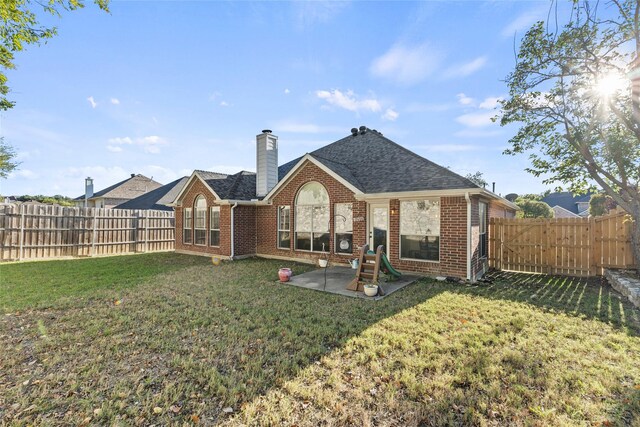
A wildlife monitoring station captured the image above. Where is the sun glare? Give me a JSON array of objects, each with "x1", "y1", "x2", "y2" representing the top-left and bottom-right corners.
[{"x1": 595, "y1": 72, "x2": 627, "y2": 97}]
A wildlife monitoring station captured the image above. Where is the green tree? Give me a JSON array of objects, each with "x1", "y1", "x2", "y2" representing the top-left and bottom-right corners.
[
  {"x1": 515, "y1": 197, "x2": 554, "y2": 218},
  {"x1": 1, "y1": 0, "x2": 110, "y2": 110},
  {"x1": 499, "y1": 0, "x2": 640, "y2": 268},
  {"x1": 589, "y1": 192, "x2": 617, "y2": 216},
  {"x1": 0, "y1": 138, "x2": 19, "y2": 178},
  {"x1": 465, "y1": 171, "x2": 488, "y2": 188}
]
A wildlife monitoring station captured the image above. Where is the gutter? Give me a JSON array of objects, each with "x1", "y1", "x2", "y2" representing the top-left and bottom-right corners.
[
  {"x1": 465, "y1": 192, "x2": 472, "y2": 281},
  {"x1": 230, "y1": 202, "x2": 238, "y2": 260}
]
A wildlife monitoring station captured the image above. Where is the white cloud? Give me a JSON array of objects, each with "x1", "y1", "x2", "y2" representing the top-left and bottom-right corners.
[
  {"x1": 87, "y1": 96, "x2": 97, "y2": 109},
  {"x1": 457, "y1": 93, "x2": 474, "y2": 106},
  {"x1": 284, "y1": 88, "x2": 291, "y2": 94},
  {"x1": 293, "y1": 1, "x2": 348, "y2": 28},
  {"x1": 107, "y1": 135, "x2": 167, "y2": 154},
  {"x1": 479, "y1": 96, "x2": 502, "y2": 110},
  {"x1": 456, "y1": 111, "x2": 496, "y2": 128},
  {"x1": 316, "y1": 89, "x2": 381, "y2": 113},
  {"x1": 501, "y1": 9, "x2": 545, "y2": 37},
  {"x1": 444, "y1": 56, "x2": 487, "y2": 79},
  {"x1": 220, "y1": 101, "x2": 229, "y2": 107},
  {"x1": 110, "y1": 98, "x2": 120, "y2": 105},
  {"x1": 382, "y1": 108, "x2": 399, "y2": 121},
  {"x1": 8, "y1": 169, "x2": 38, "y2": 179},
  {"x1": 370, "y1": 42, "x2": 442, "y2": 85}
]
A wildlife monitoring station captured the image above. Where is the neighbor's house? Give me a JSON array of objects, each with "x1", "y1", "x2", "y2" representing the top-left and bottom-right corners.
[
  {"x1": 115, "y1": 177, "x2": 188, "y2": 211},
  {"x1": 171, "y1": 128, "x2": 517, "y2": 281},
  {"x1": 73, "y1": 174, "x2": 163, "y2": 209},
  {"x1": 541, "y1": 192, "x2": 592, "y2": 218}
]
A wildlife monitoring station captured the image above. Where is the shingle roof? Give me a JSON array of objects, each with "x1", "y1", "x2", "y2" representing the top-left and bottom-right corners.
[
  {"x1": 197, "y1": 170, "x2": 258, "y2": 201},
  {"x1": 114, "y1": 177, "x2": 188, "y2": 211},
  {"x1": 541, "y1": 191, "x2": 592, "y2": 215},
  {"x1": 75, "y1": 174, "x2": 163, "y2": 201},
  {"x1": 282, "y1": 128, "x2": 479, "y2": 193}
]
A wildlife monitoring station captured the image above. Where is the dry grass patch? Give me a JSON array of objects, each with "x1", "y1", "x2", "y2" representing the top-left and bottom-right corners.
[{"x1": 1, "y1": 257, "x2": 639, "y2": 426}]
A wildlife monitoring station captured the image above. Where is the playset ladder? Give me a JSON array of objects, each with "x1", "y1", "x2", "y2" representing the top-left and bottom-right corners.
[{"x1": 347, "y1": 244, "x2": 385, "y2": 296}]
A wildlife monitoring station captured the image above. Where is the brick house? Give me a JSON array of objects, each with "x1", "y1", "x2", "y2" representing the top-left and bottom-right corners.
[
  {"x1": 171, "y1": 127, "x2": 517, "y2": 281},
  {"x1": 74, "y1": 174, "x2": 163, "y2": 209}
]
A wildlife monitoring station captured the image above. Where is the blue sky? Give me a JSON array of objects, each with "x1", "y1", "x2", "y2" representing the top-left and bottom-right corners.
[{"x1": 1, "y1": 0, "x2": 567, "y2": 198}]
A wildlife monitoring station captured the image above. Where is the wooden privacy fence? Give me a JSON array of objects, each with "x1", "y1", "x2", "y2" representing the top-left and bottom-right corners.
[
  {"x1": 489, "y1": 212, "x2": 635, "y2": 277},
  {"x1": 0, "y1": 203, "x2": 175, "y2": 262}
]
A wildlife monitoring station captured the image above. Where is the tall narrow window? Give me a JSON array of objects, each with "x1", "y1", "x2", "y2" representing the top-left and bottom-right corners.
[
  {"x1": 295, "y1": 182, "x2": 330, "y2": 252},
  {"x1": 479, "y1": 201, "x2": 487, "y2": 258},
  {"x1": 210, "y1": 206, "x2": 220, "y2": 247},
  {"x1": 194, "y1": 196, "x2": 207, "y2": 245},
  {"x1": 183, "y1": 208, "x2": 192, "y2": 244},
  {"x1": 335, "y1": 203, "x2": 353, "y2": 254},
  {"x1": 400, "y1": 199, "x2": 440, "y2": 261},
  {"x1": 277, "y1": 206, "x2": 290, "y2": 249}
]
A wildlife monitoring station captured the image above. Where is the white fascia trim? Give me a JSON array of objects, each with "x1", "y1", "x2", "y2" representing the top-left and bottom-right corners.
[
  {"x1": 356, "y1": 188, "x2": 519, "y2": 210},
  {"x1": 168, "y1": 171, "x2": 221, "y2": 206},
  {"x1": 262, "y1": 154, "x2": 363, "y2": 202},
  {"x1": 217, "y1": 200, "x2": 266, "y2": 206}
]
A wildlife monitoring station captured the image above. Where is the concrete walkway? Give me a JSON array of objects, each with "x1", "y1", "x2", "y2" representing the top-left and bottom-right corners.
[{"x1": 283, "y1": 266, "x2": 420, "y2": 300}]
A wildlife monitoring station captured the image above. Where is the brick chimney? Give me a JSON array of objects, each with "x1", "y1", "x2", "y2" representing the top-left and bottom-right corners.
[{"x1": 256, "y1": 130, "x2": 278, "y2": 197}]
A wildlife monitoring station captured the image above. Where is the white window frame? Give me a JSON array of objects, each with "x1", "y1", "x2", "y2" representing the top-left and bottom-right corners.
[
  {"x1": 183, "y1": 207, "x2": 192, "y2": 244},
  {"x1": 194, "y1": 196, "x2": 207, "y2": 246},
  {"x1": 277, "y1": 206, "x2": 290, "y2": 250},
  {"x1": 399, "y1": 198, "x2": 441, "y2": 263},
  {"x1": 210, "y1": 206, "x2": 220, "y2": 247},
  {"x1": 334, "y1": 203, "x2": 353, "y2": 255},
  {"x1": 479, "y1": 201, "x2": 487, "y2": 259},
  {"x1": 294, "y1": 182, "x2": 330, "y2": 253}
]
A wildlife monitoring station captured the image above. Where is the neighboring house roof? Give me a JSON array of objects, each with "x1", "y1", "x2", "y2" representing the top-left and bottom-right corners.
[
  {"x1": 279, "y1": 128, "x2": 480, "y2": 194},
  {"x1": 74, "y1": 174, "x2": 163, "y2": 201},
  {"x1": 551, "y1": 205, "x2": 581, "y2": 218},
  {"x1": 541, "y1": 191, "x2": 592, "y2": 216},
  {"x1": 115, "y1": 177, "x2": 188, "y2": 211}
]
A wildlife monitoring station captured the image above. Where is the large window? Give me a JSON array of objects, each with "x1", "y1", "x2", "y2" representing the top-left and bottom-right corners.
[
  {"x1": 194, "y1": 196, "x2": 207, "y2": 245},
  {"x1": 183, "y1": 208, "x2": 192, "y2": 244},
  {"x1": 295, "y1": 182, "x2": 330, "y2": 252},
  {"x1": 479, "y1": 201, "x2": 487, "y2": 258},
  {"x1": 335, "y1": 203, "x2": 353, "y2": 254},
  {"x1": 210, "y1": 206, "x2": 220, "y2": 247},
  {"x1": 277, "y1": 206, "x2": 290, "y2": 249},
  {"x1": 400, "y1": 199, "x2": 440, "y2": 261}
]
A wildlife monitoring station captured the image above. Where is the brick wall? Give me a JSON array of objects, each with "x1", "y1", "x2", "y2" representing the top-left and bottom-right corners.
[
  {"x1": 233, "y1": 205, "x2": 257, "y2": 256},
  {"x1": 174, "y1": 177, "x2": 232, "y2": 257},
  {"x1": 256, "y1": 160, "x2": 364, "y2": 264}
]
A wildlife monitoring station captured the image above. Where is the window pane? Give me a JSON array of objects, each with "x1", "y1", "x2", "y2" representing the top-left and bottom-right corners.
[
  {"x1": 400, "y1": 200, "x2": 440, "y2": 236},
  {"x1": 184, "y1": 208, "x2": 192, "y2": 228},
  {"x1": 278, "y1": 206, "x2": 290, "y2": 231},
  {"x1": 400, "y1": 235, "x2": 439, "y2": 261},
  {"x1": 479, "y1": 202, "x2": 487, "y2": 234},
  {"x1": 195, "y1": 229, "x2": 206, "y2": 245},
  {"x1": 195, "y1": 209, "x2": 206, "y2": 229},
  {"x1": 296, "y1": 182, "x2": 329, "y2": 205},
  {"x1": 183, "y1": 229, "x2": 192, "y2": 244},
  {"x1": 313, "y1": 233, "x2": 330, "y2": 252},
  {"x1": 211, "y1": 207, "x2": 220, "y2": 230},
  {"x1": 335, "y1": 233, "x2": 353, "y2": 254},
  {"x1": 295, "y1": 206, "x2": 312, "y2": 232},
  {"x1": 278, "y1": 231, "x2": 290, "y2": 249},
  {"x1": 195, "y1": 196, "x2": 206, "y2": 209},
  {"x1": 313, "y1": 205, "x2": 330, "y2": 232},
  {"x1": 335, "y1": 204, "x2": 353, "y2": 233},
  {"x1": 210, "y1": 230, "x2": 220, "y2": 247},
  {"x1": 295, "y1": 232, "x2": 311, "y2": 250}
]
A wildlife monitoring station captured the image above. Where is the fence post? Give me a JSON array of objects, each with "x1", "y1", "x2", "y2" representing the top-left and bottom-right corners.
[
  {"x1": 18, "y1": 204, "x2": 25, "y2": 261},
  {"x1": 91, "y1": 208, "x2": 98, "y2": 257},
  {"x1": 145, "y1": 211, "x2": 150, "y2": 253}
]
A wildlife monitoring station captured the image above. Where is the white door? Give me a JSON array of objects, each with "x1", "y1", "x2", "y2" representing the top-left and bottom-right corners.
[{"x1": 368, "y1": 203, "x2": 389, "y2": 253}]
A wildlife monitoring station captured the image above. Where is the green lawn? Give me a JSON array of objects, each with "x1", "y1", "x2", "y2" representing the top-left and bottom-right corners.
[{"x1": 1, "y1": 254, "x2": 639, "y2": 426}]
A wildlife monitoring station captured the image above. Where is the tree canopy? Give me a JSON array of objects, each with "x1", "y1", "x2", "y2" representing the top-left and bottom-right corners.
[
  {"x1": 515, "y1": 196, "x2": 555, "y2": 218},
  {"x1": 0, "y1": 138, "x2": 19, "y2": 178},
  {"x1": 465, "y1": 171, "x2": 488, "y2": 188},
  {"x1": 1, "y1": 0, "x2": 110, "y2": 110},
  {"x1": 499, "y1": 0, "x2": 640, "y2": 267}
]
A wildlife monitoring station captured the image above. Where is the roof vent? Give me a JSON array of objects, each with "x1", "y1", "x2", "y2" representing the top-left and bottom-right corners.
[
  {"x1": 359, "y1": 126, "x2": 366, "y2": 135},
  {"x1": 350, "y1": 127, "x2": 358, "y2": 136},
  {"x1": 262, "y1": 129, "x2": 272, "y2": 134},
  {"x1": 131, "y1": 173, "x2": 136, "y2": 178}
]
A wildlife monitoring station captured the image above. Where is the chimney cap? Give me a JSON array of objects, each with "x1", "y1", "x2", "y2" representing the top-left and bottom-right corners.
[{"x1": 262, "y1": 129, "x2": 272, "y2": 134}]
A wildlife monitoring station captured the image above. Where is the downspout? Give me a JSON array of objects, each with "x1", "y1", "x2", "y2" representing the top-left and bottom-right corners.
[
  {"x1": 465, "y1": 192, "x2": 472, "y2": 281},
  {"x1": 230, "y1": 202, "x2": 238, "y2": 260}
]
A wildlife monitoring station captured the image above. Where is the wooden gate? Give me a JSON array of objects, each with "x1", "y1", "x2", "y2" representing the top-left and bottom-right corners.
[{"x1": 489, "y1": 212, "x2": 635, "y2": 276}]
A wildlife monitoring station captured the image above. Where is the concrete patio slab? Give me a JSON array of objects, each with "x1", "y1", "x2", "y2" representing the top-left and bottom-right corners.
[{"x1": 282, "y1": 266, "x2": 420, "y2": 300}]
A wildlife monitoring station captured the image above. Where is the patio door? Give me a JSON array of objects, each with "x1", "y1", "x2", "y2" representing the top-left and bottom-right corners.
[{"x1": 368, "y1": 203, "x2": 389, "y2": 253}]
